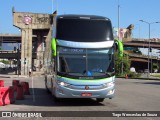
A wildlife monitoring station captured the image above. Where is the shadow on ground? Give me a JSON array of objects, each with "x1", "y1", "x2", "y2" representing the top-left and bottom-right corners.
[
  {"x1": 0, "y1": 69, "x2": 16, "y2": 75},
  {"x1": 142, "y1": 82, "x2": 160, "y2": 85},
  {"x1": 13, "y1": 88, "x2": 104, "y2": 107},
  {"x1": 134, "y1": 81, "x2": 160, "y2": 85}
]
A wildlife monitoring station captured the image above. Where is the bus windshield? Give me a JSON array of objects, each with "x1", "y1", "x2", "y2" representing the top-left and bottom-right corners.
[
  {"x1": 57, "y1": 47, "x2": 115, "y2": 79},
  {"x1": 56, "y1": 18, "x2": 113, "y2": 42}
]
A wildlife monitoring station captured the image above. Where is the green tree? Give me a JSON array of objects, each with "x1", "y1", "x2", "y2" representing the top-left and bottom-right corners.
[
  {"x1": 115, "y1": 52, "x2": 131, "y2": 76},
  {"x1": 0, "y1": 60, "x2": 10, "y2": 64},
  {"x1": 152, "y1": 63, "x2": 159, "y2": 72}
]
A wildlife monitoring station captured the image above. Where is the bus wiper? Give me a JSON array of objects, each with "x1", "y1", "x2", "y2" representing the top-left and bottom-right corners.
[
  {"x1": 105, "y1": 72, "x2": 115, "y2": 77},
  {"x1": 105, "y1": 72, "x2": 111, "y2": 77},
  {"x1": 92, "y1": 71, "x2": 111, "y2": 77},
  {"x1": 59, "y1": 72, "x2": 69, "y2": 76}
]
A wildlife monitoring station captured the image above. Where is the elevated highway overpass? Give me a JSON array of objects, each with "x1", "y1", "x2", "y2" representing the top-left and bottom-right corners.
[
  {"x1": 123, "y1": 38, "x2": 160, "y2": 48},
  {"x1": 1, "y1": 34, "x2": 160, "y2": 74},
  {"x1": 0, "y1": 34, "x2": 38, "y2": 43},
  {"x1": 0, "y1": 50, "x2": 37, "y2": 59},
  {"x1": 0, "y1": 34, "x2": 21, "y2": 43},
  {"x1": 1, "y1": 35, "x2": 160, "y2": 48},
  {"x1": 124, "y1": 51, "x2": 160, "y2": 61}
]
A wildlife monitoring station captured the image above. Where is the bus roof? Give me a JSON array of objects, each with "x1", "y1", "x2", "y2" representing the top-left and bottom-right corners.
[{"x1": 56, "y1": 14, "x2": 111, "y2": 21}]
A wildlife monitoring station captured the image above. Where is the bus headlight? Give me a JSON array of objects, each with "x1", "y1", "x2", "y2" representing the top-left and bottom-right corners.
[
  {"x1": 103, "y1": 82, "x2": 114, "y2": 88},
  {"x1": 56, "y1": 80, "x2": 70, "y2": 87}
]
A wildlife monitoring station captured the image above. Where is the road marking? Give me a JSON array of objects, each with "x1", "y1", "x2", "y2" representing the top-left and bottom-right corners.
[
  {"x1": 31, "y1": 76, "x2": 35, "y2": 102},
  {"x1": 145, "y1": 118, "x2": 154, "y2": 120}
]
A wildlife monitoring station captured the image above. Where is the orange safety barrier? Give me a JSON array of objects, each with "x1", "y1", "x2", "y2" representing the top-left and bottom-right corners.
[
  {"x1": 21, "y1": 82, "x2": 30, "y2": 95},
  {"x1": 16, "y1": 85, "x2": 24, "y2": 100},
  {"x1": 0, "y1": 87, "x2": 10, "y2": 106},
  {"x1": 0, "y1": 80, "x2": 4, "y2": 87},
  {"x1": 12, "y1": 80, "x2": 20, "y2": 91}
]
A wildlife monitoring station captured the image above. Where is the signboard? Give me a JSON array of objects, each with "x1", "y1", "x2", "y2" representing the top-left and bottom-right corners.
[{"x1": 23, "y1": 15, "x2": 32, "y2": 25}]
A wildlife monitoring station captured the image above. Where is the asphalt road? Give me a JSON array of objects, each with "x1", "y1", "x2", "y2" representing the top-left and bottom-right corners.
[{"x1": 0, "y1": 76, "x2": 160, "y2": 120}]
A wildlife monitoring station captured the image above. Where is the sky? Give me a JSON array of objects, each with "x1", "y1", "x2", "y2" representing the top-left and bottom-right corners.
[{"x1": 0, "y1": 0, "x2": 160, "y2": 39}]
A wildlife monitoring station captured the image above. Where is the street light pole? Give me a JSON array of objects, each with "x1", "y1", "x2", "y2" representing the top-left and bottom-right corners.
[
  {"x1": 52, "y1": 0, "x2": 54, "y2": 13},
  {"x1": 118, "y1": 0, "x2": 120, "y2": 40},
  {"x1": 148, "y1": 23, "x2": 151, "y2": 77},
  {"x1": 117, "y1": 0, "x2": 123, "y2": 74},
  {"x1": 139, "y1": 20, "x2": 160, "y2": 79},
  {"x1": 21, "y1": 29, "x2": 26, "y2": 75}
]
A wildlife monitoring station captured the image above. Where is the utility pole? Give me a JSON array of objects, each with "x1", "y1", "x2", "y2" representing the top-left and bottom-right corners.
[{"x1": 139, "y1": 20, "x2": 160, "y2": 79}]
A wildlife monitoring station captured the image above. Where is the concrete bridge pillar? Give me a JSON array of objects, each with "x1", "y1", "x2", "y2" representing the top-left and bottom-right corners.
[
  {"x1": 35, "y1": 33, "x2": 44, "y2": 71},
  {"x1": 43, "y1": 27, "x2": 52, "y2": 73},
  {"x1": 21, "y1": 29, "x2": 32, "y2": 75},
  {"x1": 13, "y1": 10, "x2": 56, "y2": 75}
]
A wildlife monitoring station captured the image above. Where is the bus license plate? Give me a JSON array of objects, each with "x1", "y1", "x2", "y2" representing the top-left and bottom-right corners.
[{"x1": 81, "y1": 93, "x2": 92, "y2": 97}]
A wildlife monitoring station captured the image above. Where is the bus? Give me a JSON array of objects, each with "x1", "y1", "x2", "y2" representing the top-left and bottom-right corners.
[{"x1": 45, "y1": 14, "x2": 118, "y2": 102}]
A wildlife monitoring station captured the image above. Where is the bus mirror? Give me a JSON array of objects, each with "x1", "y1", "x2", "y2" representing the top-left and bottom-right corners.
[
  {"x1": 114, "y1": 39, "x2": 123, "y2": 57},
  {"x1": 51, "y1": 38, "x2": 56, "y2": 57}
]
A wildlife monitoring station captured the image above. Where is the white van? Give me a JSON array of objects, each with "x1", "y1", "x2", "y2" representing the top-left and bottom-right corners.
[{"x1": 0, "y1": 62, "x2": 5, "y2": 69}]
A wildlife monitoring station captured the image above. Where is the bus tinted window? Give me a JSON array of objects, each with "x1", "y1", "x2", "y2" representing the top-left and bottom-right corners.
[{"x1": 56, "y1": 18, "x2": 113, "y2": 42}]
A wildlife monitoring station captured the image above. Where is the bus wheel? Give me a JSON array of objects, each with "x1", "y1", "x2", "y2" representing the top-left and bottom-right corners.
[{"x1": 96, "y1": 98, "x2": 105, "y2": 102}]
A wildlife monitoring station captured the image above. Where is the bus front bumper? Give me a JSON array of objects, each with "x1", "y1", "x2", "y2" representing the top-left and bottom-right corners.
[{"x1": 54, "y1": 85, "x2": 115, "y2": 99}]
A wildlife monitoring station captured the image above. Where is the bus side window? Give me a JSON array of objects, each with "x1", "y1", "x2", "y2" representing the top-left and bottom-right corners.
[{"x1": 60, "y1": 57, "x2": 68, "y2": 72}]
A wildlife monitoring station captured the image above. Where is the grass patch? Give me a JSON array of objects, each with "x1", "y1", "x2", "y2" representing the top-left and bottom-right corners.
[{"x1": 151, "y1": 74, "x2": 160, "y2": 78}]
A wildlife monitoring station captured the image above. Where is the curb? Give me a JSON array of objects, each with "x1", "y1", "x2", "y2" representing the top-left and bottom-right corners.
[
  {"x1": 0, "y1": 76, "x2": 10, "y2": 78},
  {"x1": 0, "y1": 76, "x2": 27, "y2": 78},
  {"x1": 117, "y1": 77, "x2": 160, "y2": 81},
  {"x1": 0, "y1": 75, "x2": 44, "y2": 78}
]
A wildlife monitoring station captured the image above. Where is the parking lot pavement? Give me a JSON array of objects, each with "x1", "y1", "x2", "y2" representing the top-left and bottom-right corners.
[{"x1": 0, "y1": 76, "x2": 160, "y2": 119}]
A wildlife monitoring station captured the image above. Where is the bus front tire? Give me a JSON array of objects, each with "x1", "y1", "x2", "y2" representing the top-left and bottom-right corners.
[{"x1": 96, "y1": 98, "x2": 105, "y2": 102}]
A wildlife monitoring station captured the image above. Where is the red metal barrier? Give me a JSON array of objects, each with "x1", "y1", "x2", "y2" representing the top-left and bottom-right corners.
[
  {"x1": 0, "y1": 87, "x2": 10, "y2": 106},
  {"x1": 9, "y1": 86, "x2": 15, "y2": 104},
  {"x1": 12, "y1": 80, "x2": 20, "y2": 91},
  {"x1": 0, "y1": 80, "x2": 4, "y2": 87},
  {"x1": 21, "y1": 82, "x2": 30, "y2": 95},
  {"x1": 0, "y1": 89, "x2": 3, "y2": 106},
  {"x1": 16, "y1": 85, "x2": 24, "y2": 100}
]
